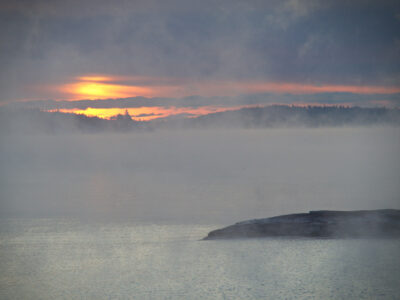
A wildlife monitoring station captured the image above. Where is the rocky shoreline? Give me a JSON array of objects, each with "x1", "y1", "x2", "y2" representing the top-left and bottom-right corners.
[{"x1": 204, "y1": 209, "x2": 400, "y2": 240}]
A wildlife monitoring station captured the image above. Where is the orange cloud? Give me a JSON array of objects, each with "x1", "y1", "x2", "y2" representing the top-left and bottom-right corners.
[
  {"x1": 57, "y1": 75, "x2": 182, "y2": 100},
  {"x1": 47, "y1": 73, "x2": 400, "y2": 102},
  {"x1": 186, "y1": 81, "x2": 400, "y2": 96},
  {"x1": 233, "y1": 82, "x2": 400, "y2": 95},
  {"x1": 61, "y1": 82, "x2": 154, "y2": 99},
  {"x1": 77, "y1": 75, "x2": 116, "y2": 82}
]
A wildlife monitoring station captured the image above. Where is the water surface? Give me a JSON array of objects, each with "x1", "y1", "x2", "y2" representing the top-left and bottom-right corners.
[{"x1": 1, "y1": 219, "x2": 399, "y2": 299}]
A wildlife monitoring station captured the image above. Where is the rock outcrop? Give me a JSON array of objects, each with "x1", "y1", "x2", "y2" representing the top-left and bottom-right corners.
[{"x1": 204, "y1": 209, "x2": 400, "y2": 240}]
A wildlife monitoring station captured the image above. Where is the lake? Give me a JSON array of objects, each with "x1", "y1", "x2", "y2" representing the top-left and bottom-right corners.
[{"x1": 0, "y1": 219, "x2": 399, "y2": 299}]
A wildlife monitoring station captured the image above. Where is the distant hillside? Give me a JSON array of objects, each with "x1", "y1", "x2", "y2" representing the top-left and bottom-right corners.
[
  {"x1": 1, "y1": 106, "x2": 399, "y2": 134},
  {"x1": 181, "y1": 106, "x2": 400, "y2": 128},
  {"x1": 0, "y1": 108, "x2": 141, "y2": 134}
]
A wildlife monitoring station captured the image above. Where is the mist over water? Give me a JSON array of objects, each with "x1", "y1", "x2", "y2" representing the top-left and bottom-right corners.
[
  {"x1": 1, "y1": 127, "x2": 399, "y2": 224},
  {"x1": 1, "y1": 127, "x2": 400, "y2": 299}
]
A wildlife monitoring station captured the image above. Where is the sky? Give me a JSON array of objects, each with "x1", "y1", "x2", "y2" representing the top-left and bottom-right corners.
[{"x1": 1, "y1": 0, "x2": 399, "y2": 119}]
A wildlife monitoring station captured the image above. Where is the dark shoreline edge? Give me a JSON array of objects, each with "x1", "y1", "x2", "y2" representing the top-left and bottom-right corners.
[{"x1": 203, "y1": 209, "x2": 400, "y2": 240}]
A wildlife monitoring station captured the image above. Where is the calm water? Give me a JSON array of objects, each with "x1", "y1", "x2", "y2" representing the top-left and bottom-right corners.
[{"x1": 0, "y1": 219, "x2": 399, "y2": 299}]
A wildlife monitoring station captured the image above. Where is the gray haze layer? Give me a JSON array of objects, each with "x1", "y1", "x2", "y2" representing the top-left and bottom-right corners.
[{"x1": 1, "y1": 127, "x2": 399, "y2": 224}]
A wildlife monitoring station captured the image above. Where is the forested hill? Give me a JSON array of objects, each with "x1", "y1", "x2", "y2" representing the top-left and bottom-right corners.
[
  {"x1": 1, "y1": 106, "x2": 399, "y2": 134},
  {"x1": 181, "y1": 106, "x2": 400, "y2": 128}
]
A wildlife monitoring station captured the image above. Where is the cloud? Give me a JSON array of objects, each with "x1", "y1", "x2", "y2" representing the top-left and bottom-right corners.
[
  {"x1": 23, "y1": 74, "x2": 400, "y2": 103},
  {"x1": 134, "y1": 113, "x2": 161, "y2": 118},
  {"x1": 266, "y1": 0, "x2": 325, "y2": 29},
  {"x1": 6, "y1": 91, "x2": 400, "y2": 115},
  {"x1": 0, "y1": 0, "x2": 399, "y2": 104}
]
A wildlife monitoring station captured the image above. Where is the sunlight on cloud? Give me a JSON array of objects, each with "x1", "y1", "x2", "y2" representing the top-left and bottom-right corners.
[
  {"x1": 54, "y1": 74, "x2": 400, "y2": 102},
  {"x1": 229, "y1": 82, "x2": 400, "y2": 95},
  {"x1": 77, "y1": 76, "x2": 116, "y2": 82},
  {"x1": 61, "y1": 80, "x2": 153, "y2": 100},
  {"x1": 57, "y1": 74, "x2": 184, "y2": 100}
]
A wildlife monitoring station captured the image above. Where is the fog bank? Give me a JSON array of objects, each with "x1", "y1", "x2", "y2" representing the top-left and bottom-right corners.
[{"x1": 1, "y1": 127, "x2": 399, "y2": 224}]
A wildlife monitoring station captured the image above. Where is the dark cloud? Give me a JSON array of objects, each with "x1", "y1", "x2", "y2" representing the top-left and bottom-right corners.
[{"x1": 134, "y1": 113, "x2": 162, "y2": 117}]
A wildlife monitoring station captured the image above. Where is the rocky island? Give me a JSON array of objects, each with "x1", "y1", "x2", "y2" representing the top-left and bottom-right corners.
[{"x1": 204, "y1": 209, "x2": 400, "y2": 240}]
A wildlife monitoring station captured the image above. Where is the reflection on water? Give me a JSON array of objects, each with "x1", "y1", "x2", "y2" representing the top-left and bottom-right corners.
[{"x1": 1, "y1": 219, "x2": 399, "y2": 299}]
